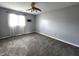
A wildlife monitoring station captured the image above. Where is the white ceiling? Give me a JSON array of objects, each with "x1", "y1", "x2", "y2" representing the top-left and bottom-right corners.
[{"x1": 0, "y1": 2, "x2": 78, "y2": 15}]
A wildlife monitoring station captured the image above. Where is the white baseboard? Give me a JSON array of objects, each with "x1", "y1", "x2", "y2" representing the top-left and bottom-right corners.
[
  {"x1": 37, "y1": 32, "x2": 79, "y2": 48},
  {"x1": 0, "y1": 32, "x2": 34, "y2": 40},
  {"x1": 0, "y1": 36, "x2": 11, "y2": 40}
]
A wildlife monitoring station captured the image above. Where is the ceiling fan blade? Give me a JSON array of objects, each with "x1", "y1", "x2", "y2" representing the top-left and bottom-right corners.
[{"x1": 35, "y1": 7, "x2": 42, "y2": 12}]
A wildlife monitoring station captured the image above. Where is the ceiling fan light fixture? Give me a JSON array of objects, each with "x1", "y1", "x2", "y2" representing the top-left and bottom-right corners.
[{"x1": 26, "y1": 2, "x2": 42, "y2": 12}]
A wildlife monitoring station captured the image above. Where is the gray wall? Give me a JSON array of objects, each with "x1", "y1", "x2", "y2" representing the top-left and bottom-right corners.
[
  {"x1": 0, "y1": 8, "x2": 36, "y2": 38},
  {"x1": 36, "y1": 4, "x2": 79, "y2": 47}
]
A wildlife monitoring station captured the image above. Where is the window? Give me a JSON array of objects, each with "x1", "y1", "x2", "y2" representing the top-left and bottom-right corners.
[
  {"x1": 18, "y1": 15, "x2": 25, "y2": 27},
  {"x1": 9, "y1": 14, "x2": 26, "y2": 27}
]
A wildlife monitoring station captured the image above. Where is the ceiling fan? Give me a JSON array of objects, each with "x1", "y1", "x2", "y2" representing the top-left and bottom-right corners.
[{"x1": 26, "y1": 2, "x2": 42, "y2": 12}]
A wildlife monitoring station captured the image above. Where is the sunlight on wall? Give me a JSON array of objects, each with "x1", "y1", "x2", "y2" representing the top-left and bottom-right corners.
[
  {"x1": 41, "y1": 19, "x2": 49, "y2": 28},
  {"x1": 41, "y1": 19, "x2": 48, "y2": 25}
]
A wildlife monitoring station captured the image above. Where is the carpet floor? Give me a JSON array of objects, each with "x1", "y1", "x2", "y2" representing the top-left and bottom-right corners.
[{"x1": 0, "y1": 33, "x2": 79, "y2": 56}]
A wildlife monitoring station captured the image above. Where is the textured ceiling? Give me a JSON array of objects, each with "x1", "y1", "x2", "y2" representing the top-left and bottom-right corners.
[{"x1": 0, "y1": 2, "x2": 78, "y2": 15}]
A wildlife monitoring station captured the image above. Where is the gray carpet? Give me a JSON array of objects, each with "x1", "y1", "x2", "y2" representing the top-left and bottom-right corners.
[{"x1": 0, "y1": 33, "x2": 79, "y2": 56}]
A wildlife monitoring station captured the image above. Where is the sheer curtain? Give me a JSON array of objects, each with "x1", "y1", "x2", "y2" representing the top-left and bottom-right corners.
[{"x1": 8, "y1": 13, "x2": 26, "y2": 36}]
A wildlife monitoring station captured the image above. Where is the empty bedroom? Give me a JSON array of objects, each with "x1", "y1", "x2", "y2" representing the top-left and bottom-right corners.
[{"x1": 0, "y1": 2, "x2": 79, "y2": 56}]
